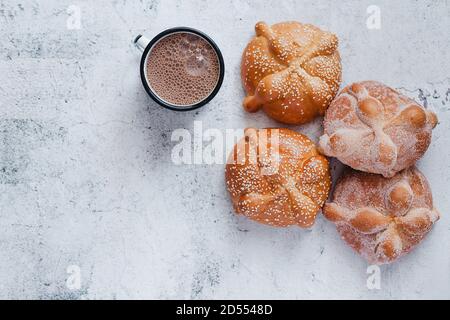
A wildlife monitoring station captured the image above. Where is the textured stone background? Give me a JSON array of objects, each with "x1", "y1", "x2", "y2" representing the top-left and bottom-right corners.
[{"x1": 0, "y1": 0, "x2": 449, "y2": 299}]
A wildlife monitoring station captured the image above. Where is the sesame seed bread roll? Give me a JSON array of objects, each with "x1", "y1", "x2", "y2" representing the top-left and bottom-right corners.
[
  {"x1": 241, "y1": 21, "x2": 342, "y2": 124},
  {"x1": 225, "y1": 128, "x2": 331, "y2": 228},
  {"x1": 323, "y1": 167, "x2": 440, "y2": 264},
  {"x1": 319, "y1": 81, "x2": 438, "y2": 178}
]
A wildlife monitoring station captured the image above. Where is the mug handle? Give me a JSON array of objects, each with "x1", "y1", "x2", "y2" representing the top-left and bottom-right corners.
[{"x1": 133, "y1": 34, "x2": 150, "y2": 52}]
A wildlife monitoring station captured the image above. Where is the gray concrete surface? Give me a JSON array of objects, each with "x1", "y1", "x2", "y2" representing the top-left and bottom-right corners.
[{"x1": 0, "y1": 0, "x2": 449, "y2": 299}]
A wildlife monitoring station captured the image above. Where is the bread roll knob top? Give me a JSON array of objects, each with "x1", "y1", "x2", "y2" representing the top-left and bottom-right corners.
[
  {"x1": 255, "y1": 21, "x2": 273, "y2": 39},
  {"x1": 427, "y1": 111, "x2": 438, "y2": 128},
  {"x1": 351, "y1": 83, "x2": 367, "y2": 96},
  {"x1": 349, "y1": 208, "x2": 391, "y2": 234},
  {"x1": 401, "y1": 105, "x2": 427, "y2": 128},
  {"x1": 358, "y1": 97, "x2": 384, "y2": 120},
  {"x1": 322, "y1": 203, "x2": 344, "y2": 222},
  {"x1": 329, "y1": 133, "x2": 348, "y2": 154},
  {"x1": 376, "y1": 229, "x2": 402, "y2": 261},
  {"x1": 243, "y1": 95, "x2": 261, "y2": 112},
  {"x1": 377, "y1": 140, "x2": 396, "y2": 166},
  {"x1": 386, "y1": 182, "x2": 413, "y2": 216}
]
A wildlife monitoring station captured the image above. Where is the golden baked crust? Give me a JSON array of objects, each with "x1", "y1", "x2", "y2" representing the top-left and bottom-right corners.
[
  {"x1": 319, "y1": 81, "x2": 438, "y2": 177},
  {"x1": 241, "y1": 21, "x2": 342, "y2": 124},
  {"x1": 225, "y1": 128, "x2": 331, "y2": 228},
  {"x1": 323, "y1": 167, "x2": 440, "y2": 264}
]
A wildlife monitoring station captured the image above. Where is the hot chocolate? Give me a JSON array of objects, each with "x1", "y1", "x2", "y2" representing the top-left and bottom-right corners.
[{"x1": 145, "y1": 32, "x2": 220, "y2": 106}]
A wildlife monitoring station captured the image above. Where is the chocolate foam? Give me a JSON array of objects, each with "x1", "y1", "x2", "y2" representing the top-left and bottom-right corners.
[{"x1": 146, "y1": 32, "x2": 220, "y2": 106}]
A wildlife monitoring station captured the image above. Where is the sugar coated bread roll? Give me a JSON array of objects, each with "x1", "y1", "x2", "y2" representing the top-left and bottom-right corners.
[
  {"x1": 241, "y1": 21, "x2": 342, "y2": 124},
  {"x1": 323, "y1": 167, "x2": 440, "y2": 264},
  {"x1": 319, "y1": 81, "x2": 438, "y2": 177},
  {"x1": 225, "y1": 128, "x2": 331, "y2": 228}
]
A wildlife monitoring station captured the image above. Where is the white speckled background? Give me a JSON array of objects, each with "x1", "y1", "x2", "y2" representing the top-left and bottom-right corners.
[{"x1": 0, "y1": 0, "x2": 449, "y2": 299}]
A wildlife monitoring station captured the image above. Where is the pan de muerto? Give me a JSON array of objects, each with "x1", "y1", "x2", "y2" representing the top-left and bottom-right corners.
[
  {"x1": 319, "y1": 81, "x2": 438, "y2": 178},
  {"x1": 323, "y1": 167, "x2": 440, "y2": 264},
  {"x1": 225, "y1": 128, "x2": 331, "y2": 228},
  {"x1": 241, "y1": 21, "x2": 342, "y2": 124}
]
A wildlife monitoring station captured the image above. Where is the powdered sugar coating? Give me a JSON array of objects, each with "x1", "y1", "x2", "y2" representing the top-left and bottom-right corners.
[
  {"x1": 323, "y1": 167, "x2": 440, "y2": 264},
  {"x1": 225, "y1": 128, "x2": 331, "y2": 228},
  {"x1": 241, "y1": 21, "x2": 342, "y2": 124},
  {"x1": 319, "y1": 81, "x2": 438, "y2": 177}
]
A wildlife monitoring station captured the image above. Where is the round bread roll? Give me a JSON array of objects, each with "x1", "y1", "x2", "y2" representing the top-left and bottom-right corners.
[
  {"x1": 225, "y1": 128, "x2": 331, "y2": 228},
  {"x1": 319, "y1": 81, "x2": 438, "y2": 178},
  {"x1": 323, "y1": 167, "x2": 440, "y2": 264},
  {"x1": 241, "y1": 21, "x2": 342, "y2": 124}
]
